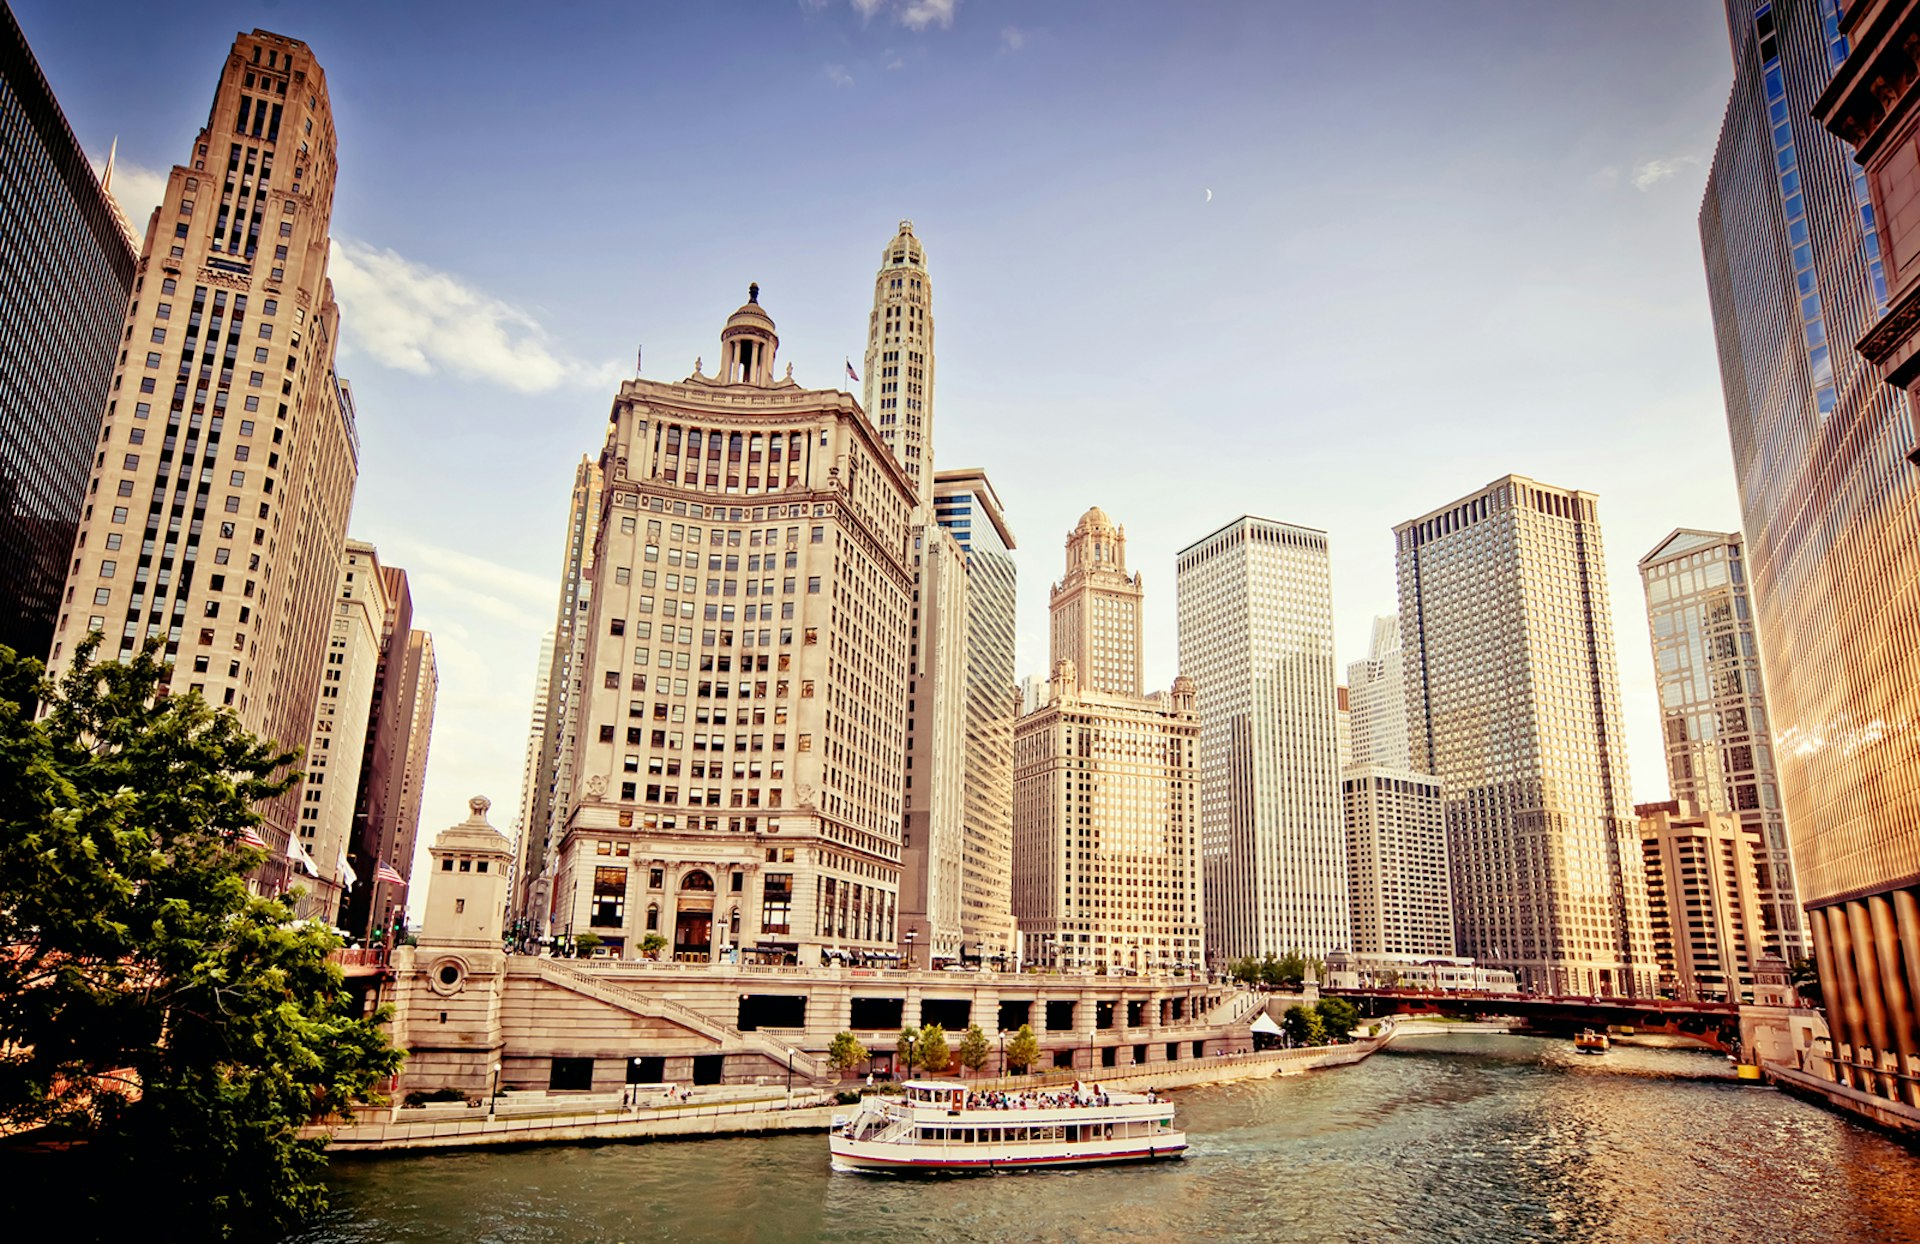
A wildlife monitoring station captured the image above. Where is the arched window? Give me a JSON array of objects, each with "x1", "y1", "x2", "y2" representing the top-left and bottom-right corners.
[
  {"x1": 646, "y1": 904, "x2": 659, "y2": 931},
  {"x1": 729, "y1": 907, "x2": 740, "y2": 936},
  {"x1": 681, "y1": 870, "x2": 715, "y2": 892}
]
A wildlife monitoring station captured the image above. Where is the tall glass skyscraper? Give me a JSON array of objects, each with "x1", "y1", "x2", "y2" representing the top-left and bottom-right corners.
[
  {"x1": 1702, "y1": 0, "x2": 1920, "y2": 1102},
  {"x1": 0, "y1": 2, "x2": 137, "y2": 670},
  {"x1": 1637, "y1": 529, "x2": 1802, "y2": 961},
  {"x1": 934, "y1": 467, "x2": 1019, "y2": 958}
]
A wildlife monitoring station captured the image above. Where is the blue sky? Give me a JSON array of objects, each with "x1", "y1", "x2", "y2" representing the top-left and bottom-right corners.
[{"x1": 17, "y1": 0, "x2": 1740, "y2": 867}]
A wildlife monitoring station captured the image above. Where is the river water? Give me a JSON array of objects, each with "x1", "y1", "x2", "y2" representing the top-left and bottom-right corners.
[{"x1": 291, "y1": 1034, "x2": 1920, "y2": 1243}]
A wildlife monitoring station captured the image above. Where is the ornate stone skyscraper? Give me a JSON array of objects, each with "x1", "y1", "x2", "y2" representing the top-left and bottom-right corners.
[
  {"x1": 47, "y1": 29, "x2": 356, "y2": 886},
  {"x1": 1050, "y1": 507, "x2": 1145, "y2": 699},
  {"x1": 862, "y1": 221, "x2": 934, "y2": 502},
  {"x1": 1395, "y1": 475, "x2": 1654, "y2": 997},
  {"x1": 1176, "y1": 516, "x2": 1347, "y2": 964},
  {"x1": 1016, "y1": 507, "x2": 1203, "y2": 973},
  {"x1": 550, "y1": 287, "x2": 916, "y2": 964}
]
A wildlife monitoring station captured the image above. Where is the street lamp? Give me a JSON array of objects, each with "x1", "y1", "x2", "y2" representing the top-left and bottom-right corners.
[
  {"x1": 999, "y1": 1029, "x2": 1008, "y2": 1078},
  {"x1": 786, "y1": 1047, "x2": 798, "y2": 1106},
  {"x1": 904, "y1": 929, "x2": 917, "y2": 972},
  {"x1": 488, "y1": 1060, "x2": 502, "y2": 1117}
]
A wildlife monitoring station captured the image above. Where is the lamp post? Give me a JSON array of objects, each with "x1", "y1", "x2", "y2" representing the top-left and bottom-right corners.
[
  {"x1": 488, "y1": 1060, "x2": 502, "y2": 1117},
  {"x1": 904, "y1": 929, "x2": 917, "y2": 972},
  {"x1": 999, "y1": 1029, "x2": 1008, "y2": 1078},
  {"x1": 786, "y1": 1047, "x2": 798, "y2": 1107}
]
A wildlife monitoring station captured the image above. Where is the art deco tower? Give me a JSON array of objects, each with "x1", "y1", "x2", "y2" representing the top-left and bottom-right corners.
[
  {"x1": 862, "y1": 221, "x2": 934, "y2": 501},
  {"x1": 47, "y1": 30, "x2": 355, "y2": 885},
  {"x1": 1395, "y1": 475, "x2": 1654, "y2": 997},
  {"x1": 1051, "y1": 507, "x2": 1145, "y2": 699}
]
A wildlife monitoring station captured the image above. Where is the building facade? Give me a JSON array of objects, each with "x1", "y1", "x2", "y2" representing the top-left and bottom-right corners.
[
  {"x1": 1638, "y1": 528, "x2": 1802, "y2": 959},
  {"x1": 1347, "y1": 613, "x2": 1412, "y2": 770},
  {"x1": 1395, "y1": 476, "x2": 1655, "y2": 996},
  {"x1": 1342, "y1": 765, "x2": 1453, "y2": 961},
  {"x1": 1049, "y1": 507, "x2": 1145, "y2": 698},
  {"x1": 900, "y1": 519, "x2": 968, "y2": 961},
  {"x1": 45, "y1": 30, "x2": 357, "y2": 889},
  {"x1": 1706, "y1": 0, "x2": 1920, "y2": 1100},
  {"x1": 549, "y1": 287, "x2": 917, "y2": 966},
  {"x1": 511, "y1": 629, "x2": 554, "y2": 915},
  {"x1": 1176, "y1": 516, "x2": 1348, "y2": 964},
  {"x1": 933, "y1": 467, "x2": 1019, "y2": 959},
  {"x1": 344, "y1": 564, "x2": 437, "y2": 941},
  {"x1": 293, "y1": 537, "x2": 388, "y2": 921},
  {"x1": 1012, "y1": 659, "x2": 1204, "y2": 973},
  {"x1": 1637, "y1": 800, "x2": 1770, "y2": 1003},
  {"x1": 514, "y1": 457, "x2": 602, "y2": 931},
  {"x1": 861, "y1": 221, "x2": 934, "y2": 501},
  {"x1": 0, "y1": 2, "x2": 138, "y2": 671}
]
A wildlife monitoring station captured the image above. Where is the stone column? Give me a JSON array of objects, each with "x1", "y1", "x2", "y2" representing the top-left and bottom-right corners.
[
  {"x1": 1823, "y1": 904, "x2": 1873, "y2": 1089},
  {"x1": 1845, "y1": 900, "x2": 1897, "y2": 1097},
  {"x1": 1809, "y1": 905, "x2": 1851, "y2": 1086},
  {"x1": 1868, "y1": 894, "x2": 1919, "y2": 1106}
]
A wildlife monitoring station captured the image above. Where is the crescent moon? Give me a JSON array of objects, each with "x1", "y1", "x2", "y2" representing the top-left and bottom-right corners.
[{"x1": 1205, "y1": 188, "x2": 1213, "y2": 202}]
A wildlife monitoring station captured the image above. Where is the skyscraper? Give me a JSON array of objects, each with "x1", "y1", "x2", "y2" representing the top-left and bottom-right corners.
[
  {"x1": 1050, "y1": 507, "x2": 1144, "y2": 699},
  {"x1": 1706, "y1": 0, "x2": 1920, "y2": 1100},
  {"x1": 511, "y1": 629, "x2": 555, "y2": 915},
  {"x1": 1637, "y1": 799, "x2": 1770, "y2": 1003},
  {"x1": 513, "y1": 456, "x2": 601, "y2": 931},
  {"x1": 1016, "y1": 511, "x2": 1203, "y2": 972},
  {"x1": 46, "y1": 30, "x2": 357, "y2": 886},
  {"x1": 549, "y1": 287, "x2": 917, "y2": 963},
  {"x1": 293, "y1": 538, "x2": 390, "y2": 922},
  {"x1": 0, "y1": 2, "x2": 137, "y2": 672},
  {"x1": 900, "y1": 520, "x2": 969, "y2": 960},
  {"x1": 1342, "y1": 766, "x2": 1452, "y2": 961},
  {"x1": 344, "y1": 564, "x2": 437, "y2": 941},
  {"x1": 1347, "y1": 614, "x2": 1412, "y2": 770},
  {"x1": 1638, "y1": 529, "x2": 1802, "y2": 959},
  {"x1": 934, "y1": 467, "x2": 1019, "y2": 958},
  {"x1": 862, "y1": 221, "x2": 934, "y2": 502},
  {"x1": 1175, "y1": 516, "x2": 1347, "y2": 964},
  {"x1": 1395, "y1": 475, "x2": 1654, "y2": 996}
]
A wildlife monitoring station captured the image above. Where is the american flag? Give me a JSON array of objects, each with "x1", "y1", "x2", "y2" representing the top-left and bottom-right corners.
[
  {"x1": 375, "y1": 862, "x2": 406, "y2": 887},
  {"x1": 235, "y1": 826, "x2": 267, "y2": 849},
  {"x1": 845, "y1": 359, "x2": 859, "y2": 383}
]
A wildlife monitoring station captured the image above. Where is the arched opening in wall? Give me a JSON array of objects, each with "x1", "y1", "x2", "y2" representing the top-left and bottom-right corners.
[{"x1": 675, "y1": 870, "x2": 715, "y2": 961}]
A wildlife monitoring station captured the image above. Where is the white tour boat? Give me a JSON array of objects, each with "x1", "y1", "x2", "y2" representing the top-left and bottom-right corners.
[{"x1": 830, "y1": 1079, "x2": 1187, "y2": 1173}]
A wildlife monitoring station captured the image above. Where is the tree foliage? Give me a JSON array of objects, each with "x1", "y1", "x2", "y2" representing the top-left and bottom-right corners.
[
  {"x1": 0, "y1": 640, "x2": 402, "y2": 1239},
  {"x1": 1282, "y1": 1003, "x2": 1326, "y2": 1047},
  {"x1": 639, "y1": 932, "x2": 668, "y2": 960},
  {"x1": 826, "y1": 1030, "x2": 869, "y2": 1074},
  {"x1": 956, "y1": 1024, "x2": 992, "y2": 1076},
  {"x1": 1315, "y1": 996, "x2": 1360, "y2": 1043},
  {"x1": 916, "y1": 1023, "x2": 952, "y2": 1075},
  {"x1": 1005, "y1": 1023, "x2": 1041, "y2": 1074},
  {"x1": 896, "y1": 1025, "x2": 921, "y2": 1077}
]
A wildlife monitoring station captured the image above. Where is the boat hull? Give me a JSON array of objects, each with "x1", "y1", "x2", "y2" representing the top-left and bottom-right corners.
[{"x1": 830, "y1": 1134, "x2": 1189, "y2": 1174}]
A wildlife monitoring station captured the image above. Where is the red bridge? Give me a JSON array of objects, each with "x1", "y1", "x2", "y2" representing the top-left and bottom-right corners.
[{"x1": 1331, "y1": 987, "x2": 1744, "y2": 1052}]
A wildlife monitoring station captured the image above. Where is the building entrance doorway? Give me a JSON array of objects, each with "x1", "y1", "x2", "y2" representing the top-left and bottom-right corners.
[{"x1": 675, "y1": 910, "x2": 712, "y2": 960}]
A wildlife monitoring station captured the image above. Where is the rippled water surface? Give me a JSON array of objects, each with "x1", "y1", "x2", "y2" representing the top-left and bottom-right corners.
[{"x1": 292, "y1": 1035, "x2": 1920, "y2": 1243}]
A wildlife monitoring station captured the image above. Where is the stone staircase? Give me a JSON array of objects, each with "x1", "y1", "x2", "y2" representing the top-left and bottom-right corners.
[{"x1": 533, "y1": 959, "x2": 829, "y2": 1080}]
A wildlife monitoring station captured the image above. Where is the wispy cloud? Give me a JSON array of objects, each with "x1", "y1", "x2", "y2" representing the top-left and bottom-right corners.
[
  {"x1": 852, "y1": 0, "x2": 958, "y2": 30},
  {"x1": 328, "y1": 239, "x2": 619, "y2": 393},
  {"x1": 826, "y1": 63, "x2": 856, "y2": 88},
  {"x1": 373, "y1": 536, "x2": 554, "y2": 634},
  {"x1": 1000, "y1": 25, "x2": 1033, "y2": 52},
  {"x1": 90, "y1": 154, "x2": 167, "y2": 229},
  {"x1": 899, "y1": 0, "x2": 958, "y2": 30},
  {"x1": 1630, "y1": 155, "x2": 1700, "y2": 191}
]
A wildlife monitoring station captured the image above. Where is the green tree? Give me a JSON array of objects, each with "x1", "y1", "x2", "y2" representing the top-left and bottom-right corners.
[
  {"x1": 826, "y1": 1031, "x2": 869, "y2": 1076},
  {"x1": 896, "y1": 1025, "x2": 921, "y2": 1077},
  {"x1": 1282, "y1": 1003, "x2": 1327, "y2": 1047},
  {"x1": 0, "y1": 639, "x2": 402, "y2": 1239},
  {"x1": 1790, "y1": 957, "x2": 1823, "y2": 1009},
  {"x1": 639, "y1": 932, "x2": 668, "y2": 960},
  {"x1": 1315, "y1": 996, "x2": 1360, "y2": 1043},
  {"x1": 572, "y1": 931, "x2": 602, "y2": 956},
  {"x1": 1005, "y1": 1023, "x2": 1041, "y2": 1074},
  {"x1": 956, "y1": 1024, "x2": 992, "y2": 1077},
  {"x1": 1275, "y1": 952, "x2": 1309, "y2": 989},
  {"x1": 917, "y1": 1023, "x2": 953, "y2": 1075}
]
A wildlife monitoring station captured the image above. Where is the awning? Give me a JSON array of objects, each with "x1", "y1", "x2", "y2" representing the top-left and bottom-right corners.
[{"x1": 1250, "y1": 1013, "x2": 1283, "y2": 1036}]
